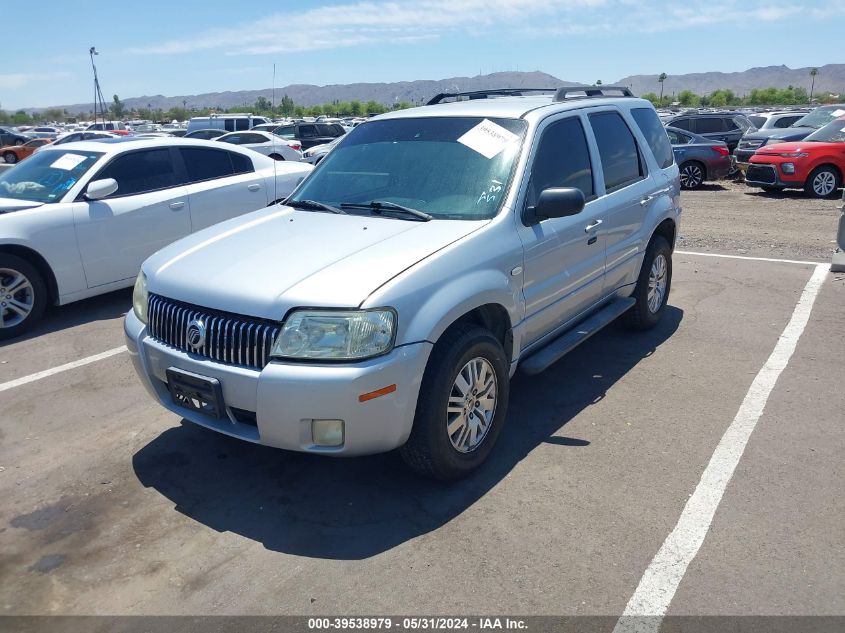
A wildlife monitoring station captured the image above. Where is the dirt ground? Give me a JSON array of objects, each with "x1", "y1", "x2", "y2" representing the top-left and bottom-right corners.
[{"x1": 678, "y1": 179, "x2": 841, "y2": 261}]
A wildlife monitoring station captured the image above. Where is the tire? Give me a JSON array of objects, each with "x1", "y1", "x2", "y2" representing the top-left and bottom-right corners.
[
  {"x1": 3, "y1": 151, "x2": 17, "y2": 164},
  {"x1": 761, "y1": 185, "x2": 783, "y2": 193},
  {"x1": 625, "y1": 235, "x2": 672, "y2": 331},
  {"x1": 400, "y1": 324, "x2": 510, "y2": 481},
  {"x1": 679, "y1": 161, "x2": 705, "y2": 190},
  {"x1": 0, "y1": 254, "x2": 48, "y2": 340},
  {"x1": 804, "y1": 166, "x2": 841, "y2": 199}
]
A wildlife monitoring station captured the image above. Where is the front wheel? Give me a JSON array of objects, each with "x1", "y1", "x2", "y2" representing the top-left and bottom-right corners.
[
  {"x1": 400, "y1": 324, "x2": 510, "y2": 480},
  {"x1": 805, "y1": 166, "x2": 840, "y2": 198},
  {"x1": 679, "y1": 161, "x2": 705, "y2": 190},
  {"x1": 625, "y1": 236, "x2": 672, "y2": 331},
  {"x1": 0, "y1": 254, "x2": 48, "y2": 340},
  {"x1": 3, "y1": 151, "x2": 17, "y2": 164}
]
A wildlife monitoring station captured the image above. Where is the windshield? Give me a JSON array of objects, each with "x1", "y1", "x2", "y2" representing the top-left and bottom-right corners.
[
  {"x1": 290, "y1": 116, "x2": 527, "y2": 220},
  {"x1": 792, "y1": 106, "x2": 845, "y2": 129},
  {"x1": 0, "y1": 149, "x2": 103, "y2": 203},
  {"x1": 803, "y1": 117, "x2": 845, "y2": 143}
]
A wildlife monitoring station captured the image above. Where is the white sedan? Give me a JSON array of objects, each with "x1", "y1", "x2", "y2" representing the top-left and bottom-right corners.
[
  {"x1": 215, "y1": 130, "x2": 303, "y2": 161},
  {"x1": 0, "y1": 137, "x2": 312, "y2": 338}
]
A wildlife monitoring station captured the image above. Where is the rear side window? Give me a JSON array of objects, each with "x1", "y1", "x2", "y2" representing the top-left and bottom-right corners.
[
  {"x1": 235, "y1": 119, "x2": 250, "y2": 131},
  {"x1": 179, "y1": 148, "x2": 234, "y2": 183},
  {"x1": 631, "y1": 107, "x2": 674, "y2": 169},
  {"x1": 589, "y1": 111, "x2": 645, "y2": 192},
  {"x1": 775, "y1": 115, "x2": 800, "y2": 128},
  {"x1": 224, "y1": 119, "x2": 236, "y2": 132},
  {"x1": 299, "y1": 125, "x2": 317, "y2": 138},
  {"x1": 695, "y1": 118, "x2": 724, "y2": 134},
  {"x1": 230, "y1": 151, "x2": 253, "y2": 174},
  {"x1": 665, "y1": 129, "x2": 688, "y2": 145},
  {"x1": 241, "y1": 133, "x2": 266, "y2": 144},
  {"x1": 97, "y1": 149, "x2": 177, "y2": 196},
  {"x1": 219, "y1": 134, "x2": 241, "y2": 145},
  {"x1": 671, "y1": 118, "x2": 692, "y2": 131},
  {"x1": 527, "y1": 116, "x2": 594, "y2": 205},
  {"x1": 275, "y1": 126, "x2": 295, "y2": 139}
]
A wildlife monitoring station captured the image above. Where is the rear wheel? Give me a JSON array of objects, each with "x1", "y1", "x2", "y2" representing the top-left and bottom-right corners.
[
  {"x1": 679, "y1": 161, "x2": 705, "y2": 190},
  {"x1": 0, "y1": 254, "x2": 47, "y2": 340},
  {"x1": 3, "y1": 151, "x2": 17, "y2": 164},
  {"x1": 400, "y1": 324, "x2": 510, "y2": 480},
  {"x1": 805, "y1": 166, "x2": 840, "y2": 198},
  {"x1": 625, "y1": 236, "x2": 672, "y2": 331}
]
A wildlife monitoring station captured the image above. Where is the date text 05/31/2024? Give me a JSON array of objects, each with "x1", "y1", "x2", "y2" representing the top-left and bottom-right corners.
[{"x1": 307, "y1": 617, "x2": 528, "y2": 630}]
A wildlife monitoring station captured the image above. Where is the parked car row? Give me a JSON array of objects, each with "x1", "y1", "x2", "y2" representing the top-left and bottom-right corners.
[
  {"x1": 659, "y1": 104, "x2": 845, "y2": 197},
  {"x1": 0, "y1": 137, "x2": 312, "y2": 338}
]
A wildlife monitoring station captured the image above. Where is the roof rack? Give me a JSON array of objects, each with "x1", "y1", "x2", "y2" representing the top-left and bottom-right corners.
[
  {"x1": 554, "y1": 85, "x2": 635, "y2": 101},
  {"x1": 426, "y1": 88, "x2": 558, "y2": 105}
]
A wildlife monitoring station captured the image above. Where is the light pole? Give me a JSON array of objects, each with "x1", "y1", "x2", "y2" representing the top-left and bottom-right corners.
[{"x1": 89, "y1": 46, "x2": 107, "y2": 125}]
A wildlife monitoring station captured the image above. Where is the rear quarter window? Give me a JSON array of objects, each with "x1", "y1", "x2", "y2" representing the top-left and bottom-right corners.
[{"x1": 631, "y1": 107, "x2": 674, "y2": 169}]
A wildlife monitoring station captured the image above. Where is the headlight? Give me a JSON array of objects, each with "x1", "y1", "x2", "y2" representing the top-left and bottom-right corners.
[
  {"x1": 132, "y1": 271, "x2": 148, "y2": 324},
  {"x1": 775, "y1": 152, "x2": 808, "y2": 158},
  {"x1": 271, "y1": 309, "x2": 395, "y2": 360}
]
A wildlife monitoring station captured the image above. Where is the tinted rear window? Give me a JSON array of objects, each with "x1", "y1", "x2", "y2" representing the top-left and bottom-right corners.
[
  {"x1": 695, "y1": 118, "x2": 724, "y2": 134},
  {"x1": 631, "y1": 107, "x2": 674, "y2": 169},
  {"x1": 179, "y1": 148, "x2": 234, "y2": 182},
  {"x1": 589, "y1": 111, "x2": 645, "y2": 192}
]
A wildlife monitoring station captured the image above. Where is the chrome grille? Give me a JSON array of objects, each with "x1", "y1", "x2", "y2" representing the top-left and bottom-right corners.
[{"x1": 147, "y1": 294, "x2": 280, "y2": 370}]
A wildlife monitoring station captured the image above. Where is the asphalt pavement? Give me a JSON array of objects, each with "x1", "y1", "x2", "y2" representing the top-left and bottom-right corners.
[{"x1": 0, "y1": 251, "x2": 842, "y2": 623}]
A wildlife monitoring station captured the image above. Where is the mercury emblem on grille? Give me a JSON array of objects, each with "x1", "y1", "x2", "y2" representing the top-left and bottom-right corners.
[{"x1": 186, "y1": 318, "x2": 206, "y2": 350}]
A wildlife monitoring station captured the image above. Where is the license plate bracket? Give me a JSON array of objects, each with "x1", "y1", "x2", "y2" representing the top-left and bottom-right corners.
[{"x1": 166, "y1": 368, "x2": 225, "y2": 419}]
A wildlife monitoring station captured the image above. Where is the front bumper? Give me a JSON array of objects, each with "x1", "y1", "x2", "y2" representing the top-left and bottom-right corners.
[
  {"x1": 744, "y1": 163, "x2": 803, "y2": 189},
  {"x1": 125, "y1": 310, "x2": 432, "y2": 456}
]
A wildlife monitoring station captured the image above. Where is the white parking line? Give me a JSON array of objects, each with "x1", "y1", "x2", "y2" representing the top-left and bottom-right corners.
[
  {"x1": 613, "y1": 262, "x2": 828, "y2": 633},
  {"x1": 0, "y1": 346, "x2": 127, "y2": 393},
  {"x1": 676, "y1": 250, "x2": 824, "y2": 266}
]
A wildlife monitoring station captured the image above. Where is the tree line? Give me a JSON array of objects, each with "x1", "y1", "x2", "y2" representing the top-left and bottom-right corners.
[
  {"x1": 4, "y1": 84, "x2": 845, "y2": 126},
  {"x1": 0, "y1": 93, "x2": 417, "y2": 125}
]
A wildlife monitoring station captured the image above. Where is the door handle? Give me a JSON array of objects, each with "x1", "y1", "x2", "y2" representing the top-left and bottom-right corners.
[
  {"x1": 584, "y1": 219, "x2": 603, "y2": 233},
  {"x1": 639, "y1": 195, "x2": 653, "y2": 206},
  {"x1": 248, "y1": 183, "x2": 261, "y2": 191},
  {"x1": 169, "y1": 201, "x2": 185, "y2": 210}
]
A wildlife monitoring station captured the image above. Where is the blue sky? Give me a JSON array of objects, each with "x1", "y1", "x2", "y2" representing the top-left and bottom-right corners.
[{"x1": 2, "y1": 0, "x2": 842, "y2": 110}]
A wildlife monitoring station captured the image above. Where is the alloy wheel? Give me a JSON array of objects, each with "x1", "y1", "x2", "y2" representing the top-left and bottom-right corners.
[
  {"x1": 647, "y1": 254, "x2": 668, "y2": 314},
  {"x1": 812, "y1": 171, "x2": 836, "y2": 197},
  {"x1": 446, "y1": 357, "x2": 498, "y2": 453},
  {"x1": 680, "y1": 164, "x2": 703, "y2": 189},
  {"x1": 0, "y1": 268, "x2": 35, "y2": 329}
]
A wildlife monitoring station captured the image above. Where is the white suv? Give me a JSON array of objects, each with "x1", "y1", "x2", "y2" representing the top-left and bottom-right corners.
[{"x1": 126, "y1": 86, "x2": 681, "y2": 479}]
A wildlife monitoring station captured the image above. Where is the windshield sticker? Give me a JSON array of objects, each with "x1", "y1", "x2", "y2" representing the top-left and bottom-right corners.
[
  {"x1": 458, "y1": 119, "x2": 520, "y2": 159},
  {"x1": 831, "y1": 109, "x2": 845, "y2": 117},
  {"x1": 50, "y1": 154, "x2": 87, "y2": 171}
]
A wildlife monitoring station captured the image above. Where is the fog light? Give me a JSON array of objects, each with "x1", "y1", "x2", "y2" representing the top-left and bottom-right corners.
[
  {"x1": 312, "y1": 419, "x2": 344, "y2": 447},
  {"x1": 781, "y1": 162, "x2": 795, "y2": 174}
]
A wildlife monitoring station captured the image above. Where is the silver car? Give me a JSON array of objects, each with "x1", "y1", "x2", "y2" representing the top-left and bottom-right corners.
[{"x1": 126, "y1": 86, "x2": 681, "y2": 479}]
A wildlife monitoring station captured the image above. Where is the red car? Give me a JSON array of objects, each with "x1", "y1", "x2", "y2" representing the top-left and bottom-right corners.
[{"x1": 746, "y1": 115, "x2": 845, "y2": 198}]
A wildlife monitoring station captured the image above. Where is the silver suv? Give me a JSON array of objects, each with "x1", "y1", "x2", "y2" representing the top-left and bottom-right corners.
[{"x1": 125, "y1": 86, "x2": 681, "y2": 480}]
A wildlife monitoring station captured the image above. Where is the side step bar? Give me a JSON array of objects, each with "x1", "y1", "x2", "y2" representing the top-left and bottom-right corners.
[{"x1": 519, "y1": 298, "x2": 636, "y2": 375}]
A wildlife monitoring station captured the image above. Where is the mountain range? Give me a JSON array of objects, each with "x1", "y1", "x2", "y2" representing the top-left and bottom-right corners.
[{"x1": 34, "y1": 64, "x2": 845, "y2": 113}]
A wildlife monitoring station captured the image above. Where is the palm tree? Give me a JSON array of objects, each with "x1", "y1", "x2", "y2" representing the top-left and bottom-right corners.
[
  {"x1": 809, "y1": 68, "x2": 818, "y2": 102},
  {"x1": 658, "y1": 73, "x2": 668, "y2": 102}
]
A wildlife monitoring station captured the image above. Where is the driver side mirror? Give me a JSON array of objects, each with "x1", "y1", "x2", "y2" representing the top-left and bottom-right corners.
[
  {"x1": 525, "y1": 187, "x2": 585, "y2": 225},
  {"x1": 84, "y1": 178, "x2": 118, "y2": 201}
]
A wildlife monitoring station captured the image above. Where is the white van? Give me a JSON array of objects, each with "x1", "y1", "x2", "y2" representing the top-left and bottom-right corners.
[{"x1": 186, "y1": 114, "x2": 269, "y2": 134}]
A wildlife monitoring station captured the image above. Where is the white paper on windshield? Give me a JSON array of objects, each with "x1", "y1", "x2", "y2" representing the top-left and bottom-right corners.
[
  {"x1": 50, "y1": 153, "x2": 87, "y2": 170},
  {"x1": 831, "y1": 109, "x2": 845, "y2": 117},
  {"x1": 457, "y1": 119, "x2": 519, "y2": 159}
]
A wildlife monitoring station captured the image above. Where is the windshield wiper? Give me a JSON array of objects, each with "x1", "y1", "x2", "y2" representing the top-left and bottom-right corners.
[
  {"x1": 285, "y1": 199, "x2": 347, "y2": 214},
  {"x1": 340, "y1": 200, "x2": 432, "y2": 221}
]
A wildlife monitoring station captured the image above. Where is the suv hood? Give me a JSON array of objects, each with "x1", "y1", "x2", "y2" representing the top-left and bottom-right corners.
[
  {"x1": 145, "y1": 205, "x2": 486, "y2": 320},
  {"x1": 0, "y1": 198, "x2": 44, "y2": 213},
  {"x1": 742, "y1": 126, "x2": 815, "y2": 143}
]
